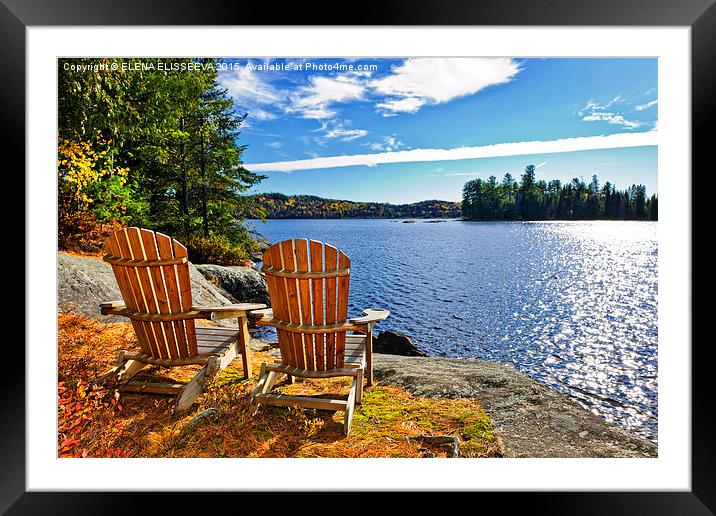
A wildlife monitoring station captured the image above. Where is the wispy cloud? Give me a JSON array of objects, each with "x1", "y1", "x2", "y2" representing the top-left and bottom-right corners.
[
  {"x1": 288, "y1": 75, "x2": 366, "y2": 120},
  {"x1": 370, "y1": 58, "x2": 521, "y2": 116},
  {"x1": 369, "y1": 135, "x2": 405, "y2": 152},
  {"x1": 245, "y1": 130, "x2": 658, "y2": 173},
  {"x1": 220, "y1": 65, "x2": 285, "y2": 122},
  {"x1": 578, "y1": 96, "x2": 643, "y2": 129},
  {"x1": 582, "y1": 112, "x2": 642, "y2": 129},
  {"x1": 313, "y1": 120, "x2": 369, "y2": 144},
  {"x1": 323, "y1": 127, "x2": 368, "y2": 141},
  {"x1": 635, "y1": 99, "x2": 658, "y2": 111}
]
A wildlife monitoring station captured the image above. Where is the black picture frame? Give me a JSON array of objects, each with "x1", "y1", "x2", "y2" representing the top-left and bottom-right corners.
[{"x1": 6, "y1": 0, "x2": 713, "y2": 513}]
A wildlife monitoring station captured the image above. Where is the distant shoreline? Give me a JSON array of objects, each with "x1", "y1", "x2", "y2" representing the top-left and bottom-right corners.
[{"x1": 248, "y1": 217, "x2": 657, "y2": 222}]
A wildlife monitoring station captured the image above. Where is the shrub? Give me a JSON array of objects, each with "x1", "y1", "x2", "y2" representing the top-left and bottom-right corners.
[
  {"x1": 184, "y1": 234, "x2": 256, "y2": 266},
  {"x1": 58, "y1": 210, "x2": 123, "y2": 253}
]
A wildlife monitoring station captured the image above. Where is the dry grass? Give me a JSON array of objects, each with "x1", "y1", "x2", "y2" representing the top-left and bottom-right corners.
[{"x1": 57, "y1": 312, "x2": 502, "y2": 459}]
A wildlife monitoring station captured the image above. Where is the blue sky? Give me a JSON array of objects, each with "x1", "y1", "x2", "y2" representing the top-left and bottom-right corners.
[{"x1": 219, "y1": 58, "x2": 657, "y2": 203}]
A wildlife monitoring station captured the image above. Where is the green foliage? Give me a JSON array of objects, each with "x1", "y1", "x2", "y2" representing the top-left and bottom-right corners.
[
  {"x1": 462, "y1": 165, "x2": 658, "y2": 221},
  {"x1": 58, "y1": 58, "x2": 265, "y2": 255},
  {"x1": 184, "y1": 234, "x2": 256, "y2": 266},
  {"x1": 252, "y1": 193, "x2": 462, "y2": 219}
]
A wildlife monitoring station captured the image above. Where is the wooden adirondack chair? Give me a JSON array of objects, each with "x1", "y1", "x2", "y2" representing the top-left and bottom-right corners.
[
  {"x1": 249, "y1": 238, "x2": 389, "y2": 435},
  {"x1": 98, "y1": 227, "x2": 266, "y2": 413}
]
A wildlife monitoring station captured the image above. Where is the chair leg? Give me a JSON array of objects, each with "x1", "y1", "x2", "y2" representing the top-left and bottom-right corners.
[
  {"x1": 237, "y1": 315, "x2": 252, "y2": 379},
  {"x1": 356, "y1": 369, "x2": 364, "y2": 405},
  {"x1": 343, "y1": 376, "x2": 358, "y2": 436},
  {"x1": 96, "y1": 350, "x2": 145, "y2": 385},
  {"x1": 250, "y1": 363, "x2": 279, "y2": 415},
  {"x1": 173, "y1": 367, "x2": 208, "y2": 413},
  {"x1": 173, "y1": 357, "x2": 219, "y2": 414},
  {"x1": 366, "y1": 330, "x2": 374, "y2": 387}
]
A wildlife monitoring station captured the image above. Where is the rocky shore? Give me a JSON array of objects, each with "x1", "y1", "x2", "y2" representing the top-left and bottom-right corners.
[
  {"x1": 57, "y1": 251, "x2": 657, "y2": 458},
  {"x1": 372, "y1": 355, "x2": 656, "y2": 457}
]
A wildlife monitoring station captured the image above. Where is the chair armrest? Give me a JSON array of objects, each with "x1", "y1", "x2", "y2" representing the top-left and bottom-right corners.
[
  {"x1": 100, "y1": 300, "x2": 126, "y2": 316},
  {"x1": 192, "y1": 303, "x2": 267, "y2": 320},
  {"x1": 349, "y1": 308, "x2": 390, "y2": 325},
  {"x1": 249, "y1": 308, "x2": 274, "y2": 321}
]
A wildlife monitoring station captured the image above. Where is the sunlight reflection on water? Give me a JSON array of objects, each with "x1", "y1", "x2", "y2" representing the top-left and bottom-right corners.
[{"x1": 249, "y1": 219, "x2": 658, "y2": 442}]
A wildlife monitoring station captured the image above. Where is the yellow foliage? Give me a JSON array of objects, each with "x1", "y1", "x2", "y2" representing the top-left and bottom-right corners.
[{"x1": 58, "y1": 135, "x2": 128, "y2": 207}]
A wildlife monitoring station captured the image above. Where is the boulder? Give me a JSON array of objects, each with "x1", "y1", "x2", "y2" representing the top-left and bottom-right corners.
[
  {"x1": 58, "y1": 252, "x2": 235, "y2": 322},
  {"x1": 194, "y1": 263, "x2": 270, "y2": 306},
  {"x1": 251, "y1": 237, "x2": 272, "y2": 261},
  {"x1": 374, "y1": 331, "x2": 427, "y2": 357}
]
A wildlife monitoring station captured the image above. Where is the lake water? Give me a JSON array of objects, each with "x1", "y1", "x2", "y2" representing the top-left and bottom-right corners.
[{"x1": 247, "y1": 218, "x2": 658, "y2": 442}]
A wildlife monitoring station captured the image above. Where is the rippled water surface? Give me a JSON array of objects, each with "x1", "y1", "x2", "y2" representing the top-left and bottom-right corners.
[{"x1": 249, "y1": 219, "x2": 658, "y2": 441}]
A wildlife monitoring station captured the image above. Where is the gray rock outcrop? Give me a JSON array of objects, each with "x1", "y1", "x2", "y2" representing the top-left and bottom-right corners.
[
  {"x1": 194, "y1": 264, "x2": 269, "y2": 306},
  {"x1": 373, "y1": 354, "x2": 657, "y2": 458},
  {"x1": 251, "y1": 237, "x2": 272, "y2": 261},
  {"x1": 58, "y1": 252, "x2": 234, "y2": 323}
]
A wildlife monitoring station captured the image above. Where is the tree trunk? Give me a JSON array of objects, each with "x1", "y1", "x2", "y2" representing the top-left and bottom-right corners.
[
  {"x1": 180, "y1": 117, "x2": 189, "y2": 237},
  {"x1": 200, "y1": 118, "x2": 208, "y2": 238}
]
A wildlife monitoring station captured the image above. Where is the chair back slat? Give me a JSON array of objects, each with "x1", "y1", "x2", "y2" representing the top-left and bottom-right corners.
[
  {"x1": 262, "y1": 239, "x2": 351, "y2": 371},
  {"x1": 104, "y1": 227, "x2": 197, "y2": 358},
  {"x1": 324, "y1": 244, "x2": 338, "y2": 368},
  {"x1": 156, "y1": 232, "x2": 189, "y2": 356},
  {"x1": 336, "y1": 251, "x2": 350, "y2": 368},
  {"x1": 106, "y1": 231, "x2": 152, "y2": 355},
  {"x1": 172, "y1": 238, "x2": 197, "y2": 356},
  {"x1": 294, "y1": 239, "x2": 315, "y2": 369},
  {"x1": 263, "y1": 243, "x2": 293, "y2": 365},
  {"x1": 140, "y1": 229, "x2": 180, "y2": 358},
  {"x1": 280, "y1": 239, "x2": 306, "y2": 369},
  {"x1": 310, "y1": 239, "x2": 326, "y2": 370}
]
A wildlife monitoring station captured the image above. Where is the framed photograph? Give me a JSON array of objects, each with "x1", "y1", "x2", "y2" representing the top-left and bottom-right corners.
[{"x1": 11, "y1": 0, "x2": 713, "y2": 512}]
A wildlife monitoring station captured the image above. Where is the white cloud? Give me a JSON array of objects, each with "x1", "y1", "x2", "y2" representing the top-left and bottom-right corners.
[
  {"x1": 582, "y1": 112, "x2": 642, "y2": 129},
  {"x1": 221, "y1": 58, "x2": 523, "y2": 123},
  {"x1": 245, "y1": 130, "x2": 658, "y2": 173},
  {"x1": 323, "y1": 127, "x2": 368, "y2": 141},
  {"x1": 267, "y1": 141, "x2": 283, "y2": 149},
  {"x1": 578, "y1": 97, "x2": 642, "y2": 129},
  {"x1": 313, "y1": 120, "x2": 369, "y2": 143},
  {"x1": 250, "y1": 108, "x2": 279, "y2": 121},
  {"x1": 635, "y1": 99, "x2": 658, "y2": 111},
  {"x1": 370, "y1": 58, "x2": 521, "y2": 115},
  {"x1": 220, "y1": 66, "x2": 285, "y2": 121},
  {"x1": 375, "y1": 97, "x2": 425, "y2": 115},
  {"x1": 369, "y1": 135, "x2": 404, "y2": 152},
  {"x1": 288, "y1": 75, "x2": 366, "y2": 119}
]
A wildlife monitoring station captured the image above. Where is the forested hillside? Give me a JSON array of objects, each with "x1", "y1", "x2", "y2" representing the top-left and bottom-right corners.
[
  {"x1": 251, "y1": 193, "x2": 462, "y2": 219},
  {"x1": 462, "y1": 165, "x2": 657, "y2": 221}
]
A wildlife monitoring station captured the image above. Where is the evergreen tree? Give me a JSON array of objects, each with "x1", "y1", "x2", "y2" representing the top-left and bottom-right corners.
[
  {"x1": 58, "y1": 57, "x2": 265, "y2": 260},
  {"x1": 519, "y1": 165, "x2": 538, "y2": 219},
  {"x1": 460, "y1": 165, "x2": 656, "y2": 222}
]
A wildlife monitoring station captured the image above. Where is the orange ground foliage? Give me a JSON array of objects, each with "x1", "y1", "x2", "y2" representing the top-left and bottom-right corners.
[{"x1": 57, "y1": 312, "x2": 502, "y2": 459}]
